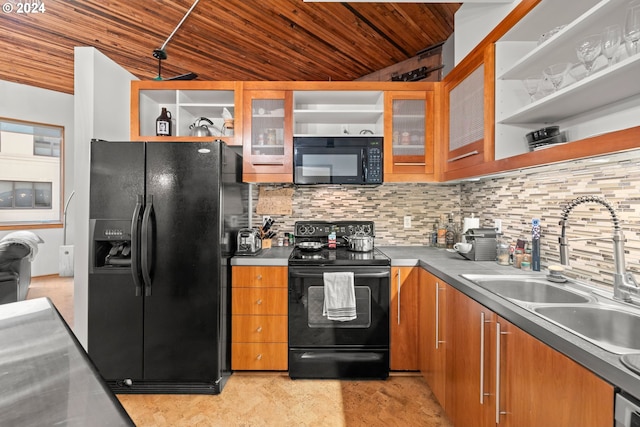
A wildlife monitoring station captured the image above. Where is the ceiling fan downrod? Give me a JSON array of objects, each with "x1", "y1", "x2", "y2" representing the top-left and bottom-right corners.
[{"x1": 152, "y1": 0, "x2": 200, "y2": 80}]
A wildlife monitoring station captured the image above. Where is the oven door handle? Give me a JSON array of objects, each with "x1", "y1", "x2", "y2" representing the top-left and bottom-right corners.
[{"x1": 289, "y1": 271, "x2": 390, "y2": 279}]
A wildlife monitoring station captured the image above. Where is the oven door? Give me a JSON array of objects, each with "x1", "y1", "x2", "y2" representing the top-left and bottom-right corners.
[{"x1": 288, "y1": 265, "x2": 390, "y2": 379}]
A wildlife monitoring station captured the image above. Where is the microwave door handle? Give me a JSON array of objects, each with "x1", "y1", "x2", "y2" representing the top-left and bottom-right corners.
[{"x1": 362, "y1": 148, "x2": 368, "y2": 182}]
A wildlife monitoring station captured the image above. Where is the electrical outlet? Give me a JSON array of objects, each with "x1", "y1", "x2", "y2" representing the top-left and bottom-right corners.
[
  {"x1": 404, "y1": 216, "x2": 412, "y2": 229},
  {"x1": 494, "y1": 219, "x2": 502, "y2": 234}
]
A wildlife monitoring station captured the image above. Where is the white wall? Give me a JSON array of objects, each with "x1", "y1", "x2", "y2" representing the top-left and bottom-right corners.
[
  {"x1": 73, "y1": 47, "x2": 137, "y2": 347},
  {"x1": 454, "y1": 1, "x2": 521, "y2": 65},
  {"x1": 0, "y1": 80, "x2": 74, "y2": 276}
]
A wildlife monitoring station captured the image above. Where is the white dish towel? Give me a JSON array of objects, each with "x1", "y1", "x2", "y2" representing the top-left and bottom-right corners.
[{"x1": 322, "y1": 272, "x2": 356, "y2": 321}]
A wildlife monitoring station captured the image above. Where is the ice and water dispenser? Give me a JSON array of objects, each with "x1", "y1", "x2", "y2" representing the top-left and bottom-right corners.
[{"x1": 90, "y1": 219, "x2": 132, "y2": 272}]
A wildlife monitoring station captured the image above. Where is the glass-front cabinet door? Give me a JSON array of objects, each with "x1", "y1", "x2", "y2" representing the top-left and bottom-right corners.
[
  {"x1": 442, "y1": 44, "x2": 495, "y2": 180},
  {"x1": 384, "y1": 90, "x2": 435, "y2": 182},
  {"x1": 242, "y1": 90, "x2": 293, "y2": 182}
]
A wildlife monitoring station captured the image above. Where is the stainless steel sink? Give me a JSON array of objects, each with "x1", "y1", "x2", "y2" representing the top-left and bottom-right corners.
[
  {"x1": 533, "y1": 305, "x2": 640, "y2": 354},
  {"x1": 462, "y1": 275, "x2": 594, "y2": 304},
  {"x1": 462, "y1": 274, "x2": 640, "y2": 354}
]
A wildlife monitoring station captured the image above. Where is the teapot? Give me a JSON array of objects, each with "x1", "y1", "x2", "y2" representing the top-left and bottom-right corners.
[{"x1": 189, "y1": 117, "x2": 214, "y2": 137}]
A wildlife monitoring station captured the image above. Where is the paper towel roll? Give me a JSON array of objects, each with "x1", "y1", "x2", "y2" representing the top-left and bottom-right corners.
[{"x1": 463, "y1": 217, "x2": 480, "y2": 233}]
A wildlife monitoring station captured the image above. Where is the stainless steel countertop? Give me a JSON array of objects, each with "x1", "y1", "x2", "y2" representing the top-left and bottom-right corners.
[
  {"x1": 232, "y1": 245, "x2": 640, "y2": 399},
  {"x1": 0, "y1": 298, "x2": 134, "y2": 426}
]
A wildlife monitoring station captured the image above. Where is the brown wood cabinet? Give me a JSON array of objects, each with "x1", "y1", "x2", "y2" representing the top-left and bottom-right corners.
[
  {"x1": 440, "y1": 0, "x2": 640, "y2": 181},
  {"x1": 130, "y1": 67, "x2": 640, "y2": 184},
  {"x1": 231, "y1": 266, "x2": 288, "y2": 371},
  {"x1": 441, "y1": 44, "x2": 495, "y2": 180},
  {"x1": 129, "y1": 80, "x2": 242, "y2": 146},
  {"x1": 418, "y1": 268, "x2": 447, "y2": 406},
  {"x1": 383, "y1": 90, "x2": 437, "y2": 182},
  {"x1": 497, "y1": 316, "x2": 613, "y2": 427},
  {"x1": 438, "y1": 282, "x2": 614, "y2": 427},
  {"x1": 445, "y1": 286, "x2": 496, "y2": 427},
  {"x1": 390, "y1": 266, "x2": 420, "y2": 371},
  {"x1": 241, "y1": 88, "x2": 293, "y2": 183}
]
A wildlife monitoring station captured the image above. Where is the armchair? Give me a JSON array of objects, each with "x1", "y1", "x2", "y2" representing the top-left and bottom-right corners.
[{"x1": 0, "y1": 231, "x2": 44, "y2": 304}]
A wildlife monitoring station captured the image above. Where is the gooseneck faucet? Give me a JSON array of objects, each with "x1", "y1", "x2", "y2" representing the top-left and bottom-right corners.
[{"x1": 559, "y1": 195, "x2": 639, "y2": 302}]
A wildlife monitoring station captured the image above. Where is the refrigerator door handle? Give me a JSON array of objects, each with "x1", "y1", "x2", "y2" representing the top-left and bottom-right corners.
[
  {"x1": 131, "y1": 195, "x2": 144, "y2": 297},
  {"x1": 141, "y1": 195, "x2": 154, "y2": 296}
]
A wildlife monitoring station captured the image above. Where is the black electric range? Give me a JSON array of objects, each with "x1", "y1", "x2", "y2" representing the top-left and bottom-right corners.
[
  {"x1": 288, "y1": 220, "x2": 390, "y2": 266},
  {"x1": 288, "y1": 220, "x2": 391, "y2": 380}
]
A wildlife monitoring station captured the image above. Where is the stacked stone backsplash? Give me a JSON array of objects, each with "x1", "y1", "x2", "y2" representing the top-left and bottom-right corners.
[
  {"x1": 252, "y1": 183, "x2": 461, "y2": 246},
  {"x1": 460, "y1": 154, "x2": 640, "y2": 288},
  {"x1": 252, "y1": 152, "x2": 640, "y2": 289}
]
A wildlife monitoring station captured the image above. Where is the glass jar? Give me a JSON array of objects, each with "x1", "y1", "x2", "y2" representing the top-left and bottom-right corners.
[
  {"x1": 496, "y1": 238, "x2": 510, "y2": 265},
  {"x1": 514, "y1": 249, "x2": 524, "y2": 269}
]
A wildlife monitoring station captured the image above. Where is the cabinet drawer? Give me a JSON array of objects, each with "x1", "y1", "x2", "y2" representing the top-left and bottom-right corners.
[
  {"x1": 232, "y1": 266, "x2": 288, "y2": 288},
  {"x1": 232, "y1": 288, "x2": 288, "y2": 315},
  {"x1": 232, "y1": 343, "x2": 288, "y2": 370},
  {"x1": 232, "y1": 315, "x2": 288, "y2": 343}
]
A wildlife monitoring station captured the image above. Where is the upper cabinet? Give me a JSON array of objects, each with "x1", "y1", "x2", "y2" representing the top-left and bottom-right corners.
[
  {"x1": 293, "y1": 90, "x2": 384, "y2": 137},
  {"x1": 494, "y1": 0, "x2": 640, "y2": 162},
  {"x1": 439, "y1": 0, "x2": 640, "y2": 181},
  {"x1": 242, "y1": 87, "x2": 293, "y2": 183},
  {"x1": 239, "y1": 81, "x2": 435, "y2": 183},
  {"x1": 130, "y1": 81, "x2": 241, "y2": 146},
  {"x1": 441, "y1": 44, "x2": 495, "y2": 180},
  {"x1": 384, "y1": 89, "x2": 436, "y2": 182}
]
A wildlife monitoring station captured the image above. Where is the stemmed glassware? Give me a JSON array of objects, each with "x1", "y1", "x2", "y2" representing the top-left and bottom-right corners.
[
  {"x1": 543, "y1": 63, "x2": 571, "y2": 92},
  {"x1": 602, "y1": 24, "x2": 622, "y2": 66},
  {"x1": 521, "y1": 75, "x2": 541, "y2": 102},
  {"x1": 624, "y1": 0, "x2": 640, "y2": 56},
  {"x1": 576, "y1": 34, "x2": 603, "y2": 76}
]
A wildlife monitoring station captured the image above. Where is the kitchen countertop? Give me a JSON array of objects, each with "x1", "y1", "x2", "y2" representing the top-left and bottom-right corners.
[
  {"x1": 231, "y1": 245, "x2": 640, "y2": 399},
  {"x1": 231, "y1": 246, "x2": 292, "y2": 266},
  {"x1": 0, "y1": 298, "x2": 134, "y2": 426}
]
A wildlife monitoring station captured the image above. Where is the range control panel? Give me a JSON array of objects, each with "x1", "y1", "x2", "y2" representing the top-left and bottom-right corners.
[{"x1": 293, "y1": 221, "x2": 375, "y2": 238}]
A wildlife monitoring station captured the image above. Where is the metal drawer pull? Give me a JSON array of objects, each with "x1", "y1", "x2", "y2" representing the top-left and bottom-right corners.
[
  {"x1": 448, "y1": 150, "x2": 479, "y2": 162},
  {"x1": 496, "y1": 322, "x2": 508, "y2": 423},
  {"x1": 256, "y1": 326, "x2": 263, "y2": 333},
  {"x1": 256, "y1": 299, "x2": 262, "y2": 305},
  {"x1": 435, "y1": 283, "x2": 440, "y2": 349},
  {"x1": 480, "y1": 312, "x2": 491, "y2": 404},
  {"x1": 253, "y1": 161, "x2": 284, "y2": 166},
  {"x1": 397, "y1": 269, "x2": 402, "y2": 325},
  {"x1": 256, "y1": 275, "x2": 262, "y2": 280},
  {"x1": 256, "y1": 354, "x2": 262, "y2": 360}
]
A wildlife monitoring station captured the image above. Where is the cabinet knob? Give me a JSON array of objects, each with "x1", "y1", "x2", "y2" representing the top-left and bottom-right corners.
[
  {"x1": 256, "y1": 299, "x2": 262, "y2": 305},
  {"x1": 256, "y1": 274, "x2": 262, "y2": 280},
  {"x1": 256, "y1": 354, "x2": 263, "y2": 360},
  {"x1": 256, "y1": 326, "x2": 263, "y2": 333}
]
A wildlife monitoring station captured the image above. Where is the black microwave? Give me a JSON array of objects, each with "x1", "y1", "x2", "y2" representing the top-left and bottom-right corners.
[{"x1": 293, "y1": 136, "x2": 383, "y2": 185}]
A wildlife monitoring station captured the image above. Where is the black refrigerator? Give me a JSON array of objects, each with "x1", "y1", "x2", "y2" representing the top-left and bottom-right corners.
[{"x1": 88, "y1": 139, "x2": 248, "y2": 394}]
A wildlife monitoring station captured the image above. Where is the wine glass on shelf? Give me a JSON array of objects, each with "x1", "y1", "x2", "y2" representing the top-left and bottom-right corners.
[
  {"x1": 543, "y1": 63, "x2": 571, "y2": 92},
  {"x1": 576, "y1": 34, "x2": 603, "y2": 76},
  {"x1": 602, "y1": 24, "x2": 622, "y2": 66},
  {"x1": 624, "y1": 0, "x2": 640, "y2": 56},
  {"x1": 521, "y1": 75, "x2": 541, "y2": 102}
]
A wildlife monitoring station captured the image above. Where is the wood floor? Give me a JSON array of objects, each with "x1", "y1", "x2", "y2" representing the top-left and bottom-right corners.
[{"x1": 27, "y1": 276, "x2": 453, "y2": 427}]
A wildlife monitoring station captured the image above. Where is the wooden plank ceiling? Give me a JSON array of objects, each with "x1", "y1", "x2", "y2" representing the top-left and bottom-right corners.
[{"x1": 0, "y1": 0, "x2": 460, "y2": 95}]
